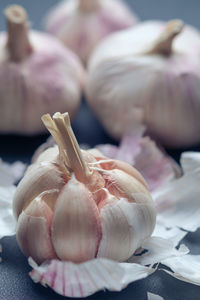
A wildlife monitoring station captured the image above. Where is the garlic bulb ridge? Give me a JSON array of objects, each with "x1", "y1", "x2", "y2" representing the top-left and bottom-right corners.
[
  {"x1": 13, "y1": 112, "x2": 156, "y2": 264},
  {"x1": 0, "y1": 5, "x2": 84, "y2": 135},
  {"x1": 87, "y1": 19, "x2": 200, "y2": 147}
]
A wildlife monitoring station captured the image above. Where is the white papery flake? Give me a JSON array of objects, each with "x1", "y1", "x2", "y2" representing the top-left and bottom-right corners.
[
  {"x1": 0, "y1": 185, "x2": 16, "y2": 239},
  {"x1": 130, "y1": 237, "x2": 188, "y2": 266},
  {"x1": 0, "y1": 161, "x2": 19, "y2": 260},
  {"x1": 153, "y1": 167, "x2": 200, "y2": 232},
  {"x1": 180, "y1": 151, "x2": 200, "y2": 173},
  {"x1": 0, "y1": 160, "x2": 26, "y2": 185},
  {"x1": 162, "y1": 254, "x2": 200, "y2": 286},
  {"x1": 147, "y1": 292, "x2": 164, "y2": 300},
  {"x1": 152, "y1": 220, "x2": 187, "y2": 247}
]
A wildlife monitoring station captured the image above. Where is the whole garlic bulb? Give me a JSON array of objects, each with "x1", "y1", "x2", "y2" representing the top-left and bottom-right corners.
[
  {"x1": 87, "y1": 20, "x2": 200, "y2": 148},
  {"x1": 13, "y1": 112, "x2": 156, "y2": 264},
  {"x1": 0, "y1": 5, "x2": 84, "y2": 135},
  {"x1": 44, "y1": 0, "x2": 137, "y2": 65}
]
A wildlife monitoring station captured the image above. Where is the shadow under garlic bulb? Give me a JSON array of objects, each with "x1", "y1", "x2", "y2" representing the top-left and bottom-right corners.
[
  {"x1": 44, "y1": 0, "x2": 137, "y2": 65},
  {"x1": 13, "y1": 112, "x2": 156, "y2": 264},
  {"x1": 86, "y1": 20, "x2": 200, "y2": 148},
  {"x1": 0, "y1": 5, "x2": 84, "y2": 135}
]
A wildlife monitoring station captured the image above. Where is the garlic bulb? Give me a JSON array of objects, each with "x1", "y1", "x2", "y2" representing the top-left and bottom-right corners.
[
  {"x1": 0, "y1": 5, "x2": 84, "y2": 135},
  {"x1": 13, "y1": 112, "x2": 156, "y2": 264},
  {"x1": 87, "y1": 20, "x2": 200, "y2": 147},
  {"x1": 44, "y1": 0, "x2": 137, "y2": 65}
]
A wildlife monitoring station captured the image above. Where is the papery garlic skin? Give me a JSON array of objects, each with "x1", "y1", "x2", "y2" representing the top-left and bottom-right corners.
[
  {"x1": 0, "y1": 5, "x2": 84, "y2": 135},
  {"x1": 87, "y1": 21, "x2": 200, "y2": 147},
  {"x1": 44, "y1": 0, "x2": 137, "y2": 65},
  {"x1": 13, "y1": 112, "x2": 156, "y2": 264}
]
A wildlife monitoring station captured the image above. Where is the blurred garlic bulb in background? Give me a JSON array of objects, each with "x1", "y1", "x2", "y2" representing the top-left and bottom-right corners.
[
  {"x1": 44, "y1": 0, "x2": 137, "y2": 65},
  {"x1": 0, "y1": 5, "x2": 84, "y2": 135},
  {"x1": 13, "y1": 112, "x2": 156, "y2": 264},
  {"x1": 87, "y1": 20, "x2": 200, "y2": 148}
]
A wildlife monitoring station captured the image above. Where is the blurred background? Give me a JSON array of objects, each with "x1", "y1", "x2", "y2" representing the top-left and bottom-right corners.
[
  {"x1": 1, "y1": 0, "x2": 200, "y2": 164},
  {"x1": 0, "y1": 0, "x2": 199, "y2": 30}
]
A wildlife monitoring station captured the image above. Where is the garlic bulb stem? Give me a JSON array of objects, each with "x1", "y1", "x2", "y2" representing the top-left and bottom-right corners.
[
  {"x1": 42, "y1": 113, "x2": 90, "y2": 182},
  {"x1": 148, "y1": 20, "x2": 184, "y2": 55},
  {"x1": 5, "y1": 5, "x2": 32, "y2": 62},
  {"x1": 78, "y1": 0, "x2": 100, "y2": 12}
]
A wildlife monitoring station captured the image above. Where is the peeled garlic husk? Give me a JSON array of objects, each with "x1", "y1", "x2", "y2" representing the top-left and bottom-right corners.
[
  {"x1": 86, "y1": 20, "x2": 200, "y2": 147},
  {"x1": 44, "y1": 0, "x2": 137, "y2": 65},
  {"x1": 13, "y1": 112, "x2": 156, "y2": 264},
  {"x1": 0, "y1": 5, "x2": 84, "y2": 135},
  {"x1": 96, "y1": 130, "x2": 181, "y2": 191}
]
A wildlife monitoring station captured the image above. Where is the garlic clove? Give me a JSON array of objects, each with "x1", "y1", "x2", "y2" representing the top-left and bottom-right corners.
[
  {"x1": 82, "y1": 150, "x2": 105, "y2": 194},
  {"x1": 34, "y1": 146, "x2": 59, "y2": 164},
  {"x1": 97, "y1": 197, "x2": 156, "y2": 261},
  {"x1": 97, "y1": 187, "x2": 118, "y2": 210},
  {"x1": 38, "y1": 189, "x2": 60, "y2": 211},
  {"x1": 32, "y1": 137, "x2": 57, "y2": 163},
  {"x1": 98, "y1": 158, "x2": 148, "y2": 189},
  {"x1": 94, "y1": 168, "x2": 149, "y2": 202},
  {"x1": 87, "y1": 149, "x2": 148, "y2": 188},
  {"x1": 132, "y1": 193, "x2": 156, "y2": 234},
  {"x1": 52, "y1": 174, "x2": 102, "y2": 262},
  {"x1": 13, "y1": 162, "x2": 65, "y2": 219},
  {"x1": 16, "y1": 195, "x2": 57, "y2": 264}
]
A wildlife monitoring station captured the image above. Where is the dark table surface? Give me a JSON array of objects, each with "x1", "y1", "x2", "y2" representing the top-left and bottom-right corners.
[{"x1": 1, "y1": 1, "x2": 200, "y2": 299}]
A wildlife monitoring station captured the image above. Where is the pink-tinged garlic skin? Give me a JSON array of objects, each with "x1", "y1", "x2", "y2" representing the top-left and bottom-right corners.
[
  {"x1": 44, "y1": 0, "x2": 137, "y2": 65},
  {"x1": 52, "y1": 175, "x2": 102, "y2": 263},
  {"x1": 0, "y1": 31, "x2": 84, "y2": 134},
  {"x1": 13, "y1": 161, "x2": 65, "y2": 219},
  {"x1": 17, "y1": 197, "x2": 57, "y2": 264},
  {"x1": 14, "y1": 113, "x2": 156, "y2": 264},
  {"x1": 87, "y1": 21, "x2": 200, "y2": 147}
]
